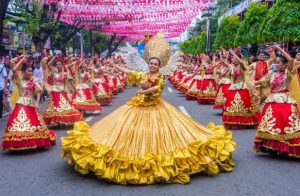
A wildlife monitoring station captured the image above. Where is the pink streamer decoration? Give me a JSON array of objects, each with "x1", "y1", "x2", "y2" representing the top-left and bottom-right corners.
[{"x1": 36, "y1": 0, "x2": 216, "y2": 40}]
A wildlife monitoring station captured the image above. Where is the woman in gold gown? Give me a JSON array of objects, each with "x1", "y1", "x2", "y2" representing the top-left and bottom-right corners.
[{"x1": 61, "y1": 34, "x2": 236, "y2": 185}]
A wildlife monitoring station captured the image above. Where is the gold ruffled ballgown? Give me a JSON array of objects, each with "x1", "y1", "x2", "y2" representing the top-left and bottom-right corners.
[{"x1": 61, "y1": 71, "x2": 236, "y2": 184}]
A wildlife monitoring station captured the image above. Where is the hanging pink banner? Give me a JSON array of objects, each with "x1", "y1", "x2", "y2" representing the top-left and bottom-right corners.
[{"x1": 35, "y1": 0, "x2": 216, "y2": 39}]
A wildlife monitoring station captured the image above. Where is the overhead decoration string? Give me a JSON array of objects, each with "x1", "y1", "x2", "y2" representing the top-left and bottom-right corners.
[{"x1": 35, "y1": 0, "x2": 216, "y2": 40}]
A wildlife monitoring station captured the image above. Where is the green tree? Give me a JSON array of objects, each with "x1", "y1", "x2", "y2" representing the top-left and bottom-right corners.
[
  {"x1": 260, "y1": 0, "x2": 300, "y2": 43},
  {"x1": 179, "y1": 32, "x2": 207, "y2": 54},
  {"x1": 81, "y1": 30, "x2": 126, "y2": 56},
  {"x1": 235, "y1": 3, "x2": 269, "y2": 46},
  {"x1": 214, "y1": 0, "x2": 244, "y2": 17},
  {"x1": 213, "y1": 15, "x2": 240, "y2": 50}
]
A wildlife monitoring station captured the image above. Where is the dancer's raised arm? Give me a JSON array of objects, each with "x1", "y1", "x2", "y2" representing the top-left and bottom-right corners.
[
  {"x1": 229, "y1": 49, "x2": 248, "y2": 70},
  {"x1": 112, "y1": 64, "x2": 132, "y2": 74}
]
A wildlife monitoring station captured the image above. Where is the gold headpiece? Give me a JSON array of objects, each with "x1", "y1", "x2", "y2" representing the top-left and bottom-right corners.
[{"x1": 144, "y1": 31, "x2": 171, "y2": 67}]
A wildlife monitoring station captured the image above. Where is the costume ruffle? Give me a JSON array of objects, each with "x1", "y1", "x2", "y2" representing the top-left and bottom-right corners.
[
  {"x1": 2, "y1": 131, "x2": 56, "y2": 150},
  {"x1": 62, "y1": 121, "x2": 235, "y2": 184}
]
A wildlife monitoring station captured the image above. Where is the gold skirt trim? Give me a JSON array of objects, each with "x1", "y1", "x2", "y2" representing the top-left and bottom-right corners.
[
  {"x1": 254, "y1": 142, "x2": 300, "y2": 158},
  {"x1": 43, "y1": 110, "x2": 82, "y2": 117},
  {"x1": 256, "y1": 132, "x2": 300, "y2": 141},
  {"x1": 62, "y1": 101, "x2": 236, "y2": 184},
  {"x1": 223, "y1": 111, "x2": 257, "y2": 117}
]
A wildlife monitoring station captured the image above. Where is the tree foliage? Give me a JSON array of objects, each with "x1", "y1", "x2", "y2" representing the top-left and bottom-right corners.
[
  {"x1": 81, "y1": 31, "x2": 125, "y2": 56},
  {"x1": 214, "y1": 0, "x2": 244, "y2": 17},
  {"x1": 179, "y1": 32, "x2": 207, "y2": 54},
  {"x1": 234, "y1": 3, "x2": 269, "y2": 46},
  {"x1": 259, "y1": 0, "x2": 300, "y2": 42},
  {"x1": 213, "y1": 15, "x2": 240, "y2": 50}
]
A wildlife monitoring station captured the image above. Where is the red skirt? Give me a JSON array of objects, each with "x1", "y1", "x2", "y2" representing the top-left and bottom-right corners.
[
  {"x1": 186, "y1": 78, "x2": 202, "y2": 100},
  {"x1": 118, "y1": 75, "x2": 127, "y2": 89},
  {"x1": 72, "y1": 88, "x2": 102, "y2": 111},
  {"x1": 2, "y1": 104, "x2": 56, "y2": 151},
  {"x1": 214, "y1": 84, "x2": 230, "y2": 109},
  {"x1": 254, "y1": 102, "x2": 300, "y2": 157},
  {"x1": 197, "y1": 78, "x2": 217, "y2": 104},
  {"x1": 168, "y1": 72, "x2": 175, "y2": 83},
  {"x1": 222, "y1": 89, "x2": 260, "y2": 129},
  {"x1": 44, "y1": 91, "x2": 82, "y2": 125},
  {"x1": 114, "y1": 77, "x2": 124, "y2": 92},
  {"x1": 109, "y1": 77, "x2": 118, "y2": 95},
  {"x1": 177, "y1": 76, "x2": 191, "y2": 92},
  {"x1": 93, "y1": 82, "x2": 112, "y2": 105},
  {"x1": 173, "y1": 71, "x2": 183, "y2": 87}
]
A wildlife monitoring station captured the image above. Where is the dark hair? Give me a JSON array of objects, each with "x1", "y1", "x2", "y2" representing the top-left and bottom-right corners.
[
  {"x1": 21, "y1": 63, "x2": 31, "y2": 72},
  {"x1": 236, "y1": 52, "x2": 242, "y2": 58},
  {"x1": 215, "y1": 52, "x2": 220, "y2": 59},
  {"x1": 149, "y1": 57, "x2": 161, "y2": 66},
  {"x1": 54, "y1": 60, "x2": 63, "y2": 66},
  {"x1": 43, "y1": 4, "x2": 49, "y2": 11},
  {"x1": 277, "y1": 55, "x2": 288, "y2": 64}
]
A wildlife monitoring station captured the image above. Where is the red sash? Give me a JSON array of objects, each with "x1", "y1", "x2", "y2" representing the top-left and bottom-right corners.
[{"x1": 255, "y1": 61, "x2": 268, "y2": 81}]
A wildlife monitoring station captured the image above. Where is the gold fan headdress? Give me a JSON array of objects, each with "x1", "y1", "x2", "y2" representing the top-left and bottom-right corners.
[{"x1": 144, "y1": 31, "x2": 171, "y2": 67}]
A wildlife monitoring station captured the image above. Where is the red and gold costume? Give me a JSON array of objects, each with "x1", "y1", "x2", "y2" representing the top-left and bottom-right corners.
[
  {"x1": 250, "y1": 60, "x2": 272, "y2": 103},
  {"x1": 179, "y1": 73, "x2": 193, "y2": 93},
  {"x1": 103, "y1": 66, "x2": 118, "y2": 95},
  {"x1": 43, "y1": 72, "x2": 82, "y2": 126},
  {"x1": 252, "y1": 61, "x2": 269, "y2": 82},
  {"x1": 112, "y1": 67, "x2": 125, "y2": 93},
  {"x1": 2, "y1": 77, "x2": 56, "y2": 150},
  {"x1": 92, "y1": 67, "x2": 112, "y2": 105},
  {"x1": 214, "y1": 62, "x2": 231, "y2": 109},
  {"x1": 197, "y1": 64, "x2": 217, "y2": 104},
  {"x1": 177, "y1": 70, "x2": 191, "y2": 92},
  {"x1": 222, "y1": 64, "x2": 260, "y2": 129},
  {"x1": 72, "y1": 71, "x2": 102, "y2": 111},
  {"x1": 172, "y1": 68, "x2": 184, "y2": 87},
  {"x1": 185, "y1": 68, "x2": 203, "y2": 100},
  {"x1": 254, "y1": 64, "x2": 300, "y2": 157}
]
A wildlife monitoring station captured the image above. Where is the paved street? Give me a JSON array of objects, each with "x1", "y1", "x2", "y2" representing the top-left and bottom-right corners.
[{"x1": 0, "y1": 81, "x2": 299, "y2": 196}]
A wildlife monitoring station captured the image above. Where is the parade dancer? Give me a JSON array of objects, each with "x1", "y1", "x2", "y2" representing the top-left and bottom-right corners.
[
  {"x1": 61, "y1": 32, "x2": 236, "y2": 185},
  {"x1": 43, "y1": 57, "x2": 82, "y2": 126},
  {"x1": 249, "y1": 50, "x2": 276, "y2": 104},
  {"x1": 254, "y1": 45, "x2": 300, "y2": 158},
  {"x1": 72, "y1": 61, "x2": 102, "y2": 112},
  {"x1": 214, "y1": 52, "x2": 231, "y2": 109},
  {"x1": 2, "y1": 56, "x2": 56, "y2": 150},
  {"x1": 222, "y1": 49, "x2": 260, "y2": 129},
  {"x1": 186, "y1": 62, "x2": 204, "y2": 100},
  {"x1": 92, "y1": 59, "x2": 112, "y2": 105},
  {"x1": 197, "y1": 55, "x2": 217, "y2": 104}
]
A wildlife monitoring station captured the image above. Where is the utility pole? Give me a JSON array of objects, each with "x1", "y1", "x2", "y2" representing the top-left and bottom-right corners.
[
  {"x1": 206, "y1": 18, "x2": 210, "y2": 52},
  {"x1": 80, "y1": 29, "x2": 83, "y2": 55},
  {"x1": 89, "y1": 30, "x2": 93, "y2": 57}
]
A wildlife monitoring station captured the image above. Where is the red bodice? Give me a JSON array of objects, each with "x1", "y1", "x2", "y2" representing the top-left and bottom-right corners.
[
  {"x1": 270, "y1": 72, "x2": 289, "y2": 93},
  {"x1": 254, "y1": 61, "x2": 268, "y2": 81},
  {"x1": 205, "y1": 64, "x2": 214, "y2": 75}
]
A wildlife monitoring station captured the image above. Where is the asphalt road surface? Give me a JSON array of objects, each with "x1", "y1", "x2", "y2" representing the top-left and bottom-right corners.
[{"x1": 0, "y1": 81, "x2": 299, "y2": 196}]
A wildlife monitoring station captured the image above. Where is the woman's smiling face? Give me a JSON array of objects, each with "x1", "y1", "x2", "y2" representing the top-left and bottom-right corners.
[{"x1": 148, "y1": 58, "x2": 160, "y2": 73}]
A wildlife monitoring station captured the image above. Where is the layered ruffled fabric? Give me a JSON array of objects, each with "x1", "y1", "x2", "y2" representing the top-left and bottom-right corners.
[{"x1": 62, "y1": 101, "x2": 236, "y2": 184}]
